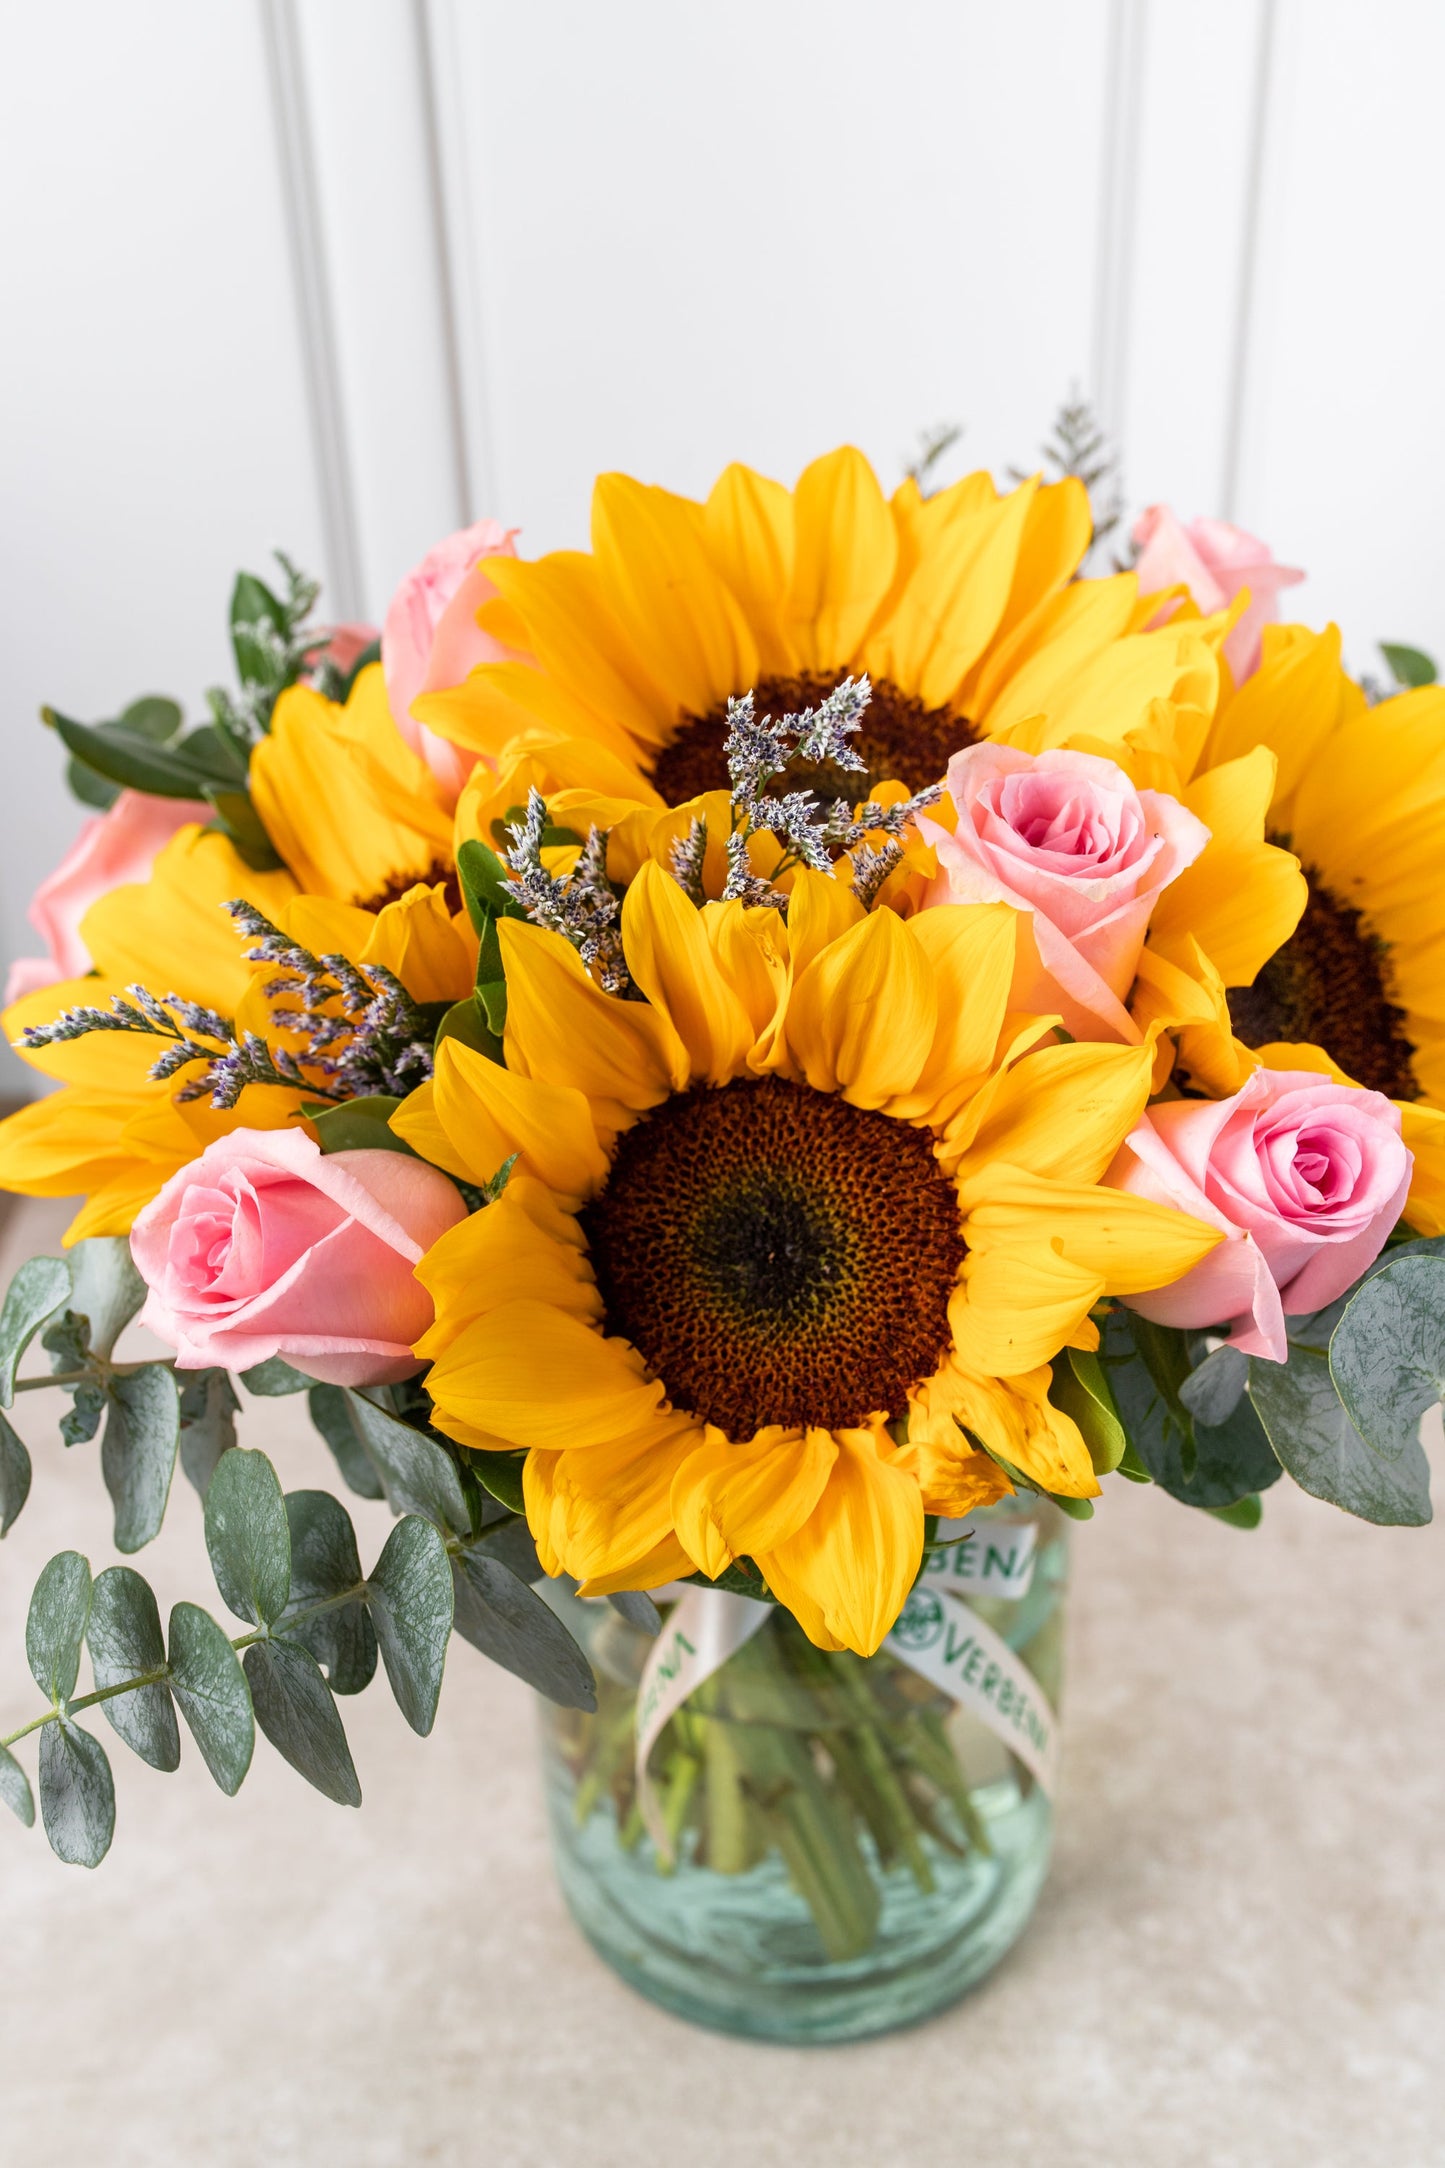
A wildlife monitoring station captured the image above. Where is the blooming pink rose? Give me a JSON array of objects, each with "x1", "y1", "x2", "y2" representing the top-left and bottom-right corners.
[
  {"x1": 1105, "y1": 1070, "x2": 1411, "y2": 1362},
  {"x1": 382, "y1": 519, "x2": 519, "y2": 805},
  {"x1": 5, "y1": 790, "x2": 212, "y2": 1006},
  {"x1": 1133, "y1": 506, "x2": 1304, "y2": 682},
  {"x1": 131, "y1": 1129, "x2": 467, "y2": 1387},
  {"x1": 313, "y1": 621, "x2": 378, "y2": 679},
  {"x1": 920, "y1": 744, "x2": 1210, "y2": 1042}
]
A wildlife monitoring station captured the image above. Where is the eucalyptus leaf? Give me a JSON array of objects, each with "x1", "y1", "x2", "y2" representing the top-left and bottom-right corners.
[
  {"x1": 456, "y1": 837, "x2": 526, "y2": 931},
  {"x1": 435, "y1": 995, "x2": 502, "y2": 1063},
  {"x1": 240, "y1": 1356, "x2": 314, "y2": 1397},
  {"x1": 38, "y1": 1718, "x2": 115, "y2": 1867},
  {"x1": 451, "y1": 1553, "x2": 596, "y2": 1710},
  {"x1": 1328, "y1": 1254, "x2": 1445, "y2": 1464},
  {"x1": 0, "y1": 1254, "x2": 71, "y2": 1405},
  {"x1": 475, "y1": 1512, "x2": 542, "y2": 1585},
  {"x1": 344, "y1": 1393, "x2": 469, "y2": 1535},
  {"x1": 281, "y1": 1490, "x2": 376, "y2": 1696},
  {"x1": 60, "y1": 1380, "x2": 107, "y2": 1447},
  {"x1": 66, "y1": 755, "x2": 120, "y2": 809},
  {"x1": 87, "y1": 1567, "x2": 179, "y2": 1772},
  {"x1": 44, "y1": 708, "x2": 228, "y2": 799},
  {"x1": 0, "y1": 1410, "x2": 33, "y2": 1536},
  {"x1": 26, "y1": 1550, "x2": 93, "y2": 1703},
  {"x1": 1209, "y1": 1493, "x2": 1264, "y2": 1530},
  {"x1": 204, "y1": 1448, "x2": 292, "y2": 1626},
  {"x1": 1051, "y1": 1345, "x2": 1126, "y2": 1475},
  {"x1": 119, "y1": 695, "x2": 184, "y2": 741},
  {"x1": 244, "y1": 1640, "x2": 361, "y2": 1806},
  {"x1": 1178, "y1": 1343, "x2": 1250, "y2": 1427},
  {"x1": 607, "y1": 1590, "x2": 662, "y2": 1636},
  {"x1": 367, "y1": 1516, "x2": 453, "y2": 1735},
  {"x1": 1100, "y1": 1311, "x2": 1283, "y2": 1510},
  {"x1": 178, "y1": 1369, "x2": 240, "y2": 1494},
  {"x1": 307, "y1": 1385, "x2": 384, "y2": 1501},
  {"x1": 1380, "y1": 641, "x2": 1438, "y2": 689},
  {"x1": 308, "y1": 1097, "x2": 417, "y2": 1157},
  {"x1": 167, "y1": 1603, "x2": 254, "y2": 1794},
  {"x1": 66, "y1": 1237, "x2": 147, "y2": 1361},
  {"x1": 474, "y1": 1450, "x2": 528, "y2": 1517},
  {"x1": 101, "y1": 1363, "x2": 180, "y2": 1552},
  {"x1": 1249, "y1": 1343, "x2": 1432, "y2": 1527},
  {"x1": 0, "y1": 1741, "x2": 34, "y2": 1827}
]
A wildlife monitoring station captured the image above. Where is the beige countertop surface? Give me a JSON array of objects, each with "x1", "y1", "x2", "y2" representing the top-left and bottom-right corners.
[{"x1": 0, "y1": 1195, "x2": 1442, "y2": 2168}]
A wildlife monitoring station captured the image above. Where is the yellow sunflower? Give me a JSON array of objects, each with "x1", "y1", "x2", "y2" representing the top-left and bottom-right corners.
[
  {"x1": 401, "y1": 864, "x2": 1217, "y2": 1654},
  {"x1": 1133, "y1": 623, "x2": 1445, "y2": 1232},
  {"x1": 414, "y1": 449, "x2": 1228, "y2": 822}
]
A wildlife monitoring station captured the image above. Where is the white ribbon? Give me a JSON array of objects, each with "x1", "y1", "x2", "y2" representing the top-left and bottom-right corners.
[{"x1": 631, "y1": 1518, "x2": 1057, "y2": 1856}]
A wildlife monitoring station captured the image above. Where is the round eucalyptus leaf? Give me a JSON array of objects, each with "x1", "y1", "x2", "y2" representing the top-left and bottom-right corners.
[
  {"x1": 367, "y1": 1517, "x2": 454, "y2": 1736},
  {"x1": 244, "y1": 1640, "x2": 361, "y2": 1807},
  {"x1": 0, "y1": 1410, "x2": 33, "y2": 1538},
  {"x1": 38, "y1": 1718, "x2": 114, "y2": 1868},
  {"x1": 306, "y1": 1386, "x2": 383, "y2": 1501},
  {"x1": 451, "y1": 1553, "x2": 596, "y2": 1711},
  {"x1": 88, "y1": 1567, "x2": 179, "y2": 1773},
  {"x1": 178, "y1": 1369, "x2": 240, "y2": 1496},
  {"x1": 607, "y1": 1590, "x2": 662, "y2": 1636},
  {"x1": 102, "y1": 1364, "x2": 180, "y2": 1553},
  {"x1": 281, "y1": 1490, "x2": 376, "y2": 1697},
  {"x1": 65, "y1": 1239, "x2": 147, "y2": 1361},
  {"x1": 239, "y1": 1356, "x2": 314, "y2": 1397},
  {"x1": 1329, "y1": 1254, "x2": 1445, "y2": 1465},
  {"x1": 0, "y1": 1741, "x2": 35, "y2": 1827},
  {"x1": 344, "y1": 1393, "x2": 469, "y2": 1536},
  {"x1": 204, "y1": 1448, "x2": 291, "y2": 1626},
  {"x1": 26, "y1": 1550, "x2": 93, "y2": 1704},
  {"x1": 167, "y1": 1602, "x2": 254, "y2": 1795},
  {"x1": 1249, "y1": 1345, "x2": 1432, "y2": 1527},
  {"x1": 0, "y1": 1255, "x2": 71, "y2": 1406}
]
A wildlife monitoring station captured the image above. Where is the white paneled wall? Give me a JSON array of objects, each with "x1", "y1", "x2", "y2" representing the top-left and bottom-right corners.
[{"x1": 3, "y1": 0, "x2": 1443, "y2": 1090}]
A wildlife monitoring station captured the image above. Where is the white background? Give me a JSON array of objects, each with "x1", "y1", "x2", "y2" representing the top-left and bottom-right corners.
[{"x1": 2, "y1": 0, "x2": 1443, "y2": 1093}]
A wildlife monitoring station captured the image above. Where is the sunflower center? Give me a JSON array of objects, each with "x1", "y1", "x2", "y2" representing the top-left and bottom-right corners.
[
  {"x1": 353, "y1": 857, "x2": 463, "y2": 916},
  {"x1": 648, "y1": 671, "x2": 978, "y2": 805},
  {"x1": 581, "y1": 1075, "x2": 965, "y2": 1436},
  {"x1": 1226, "y1": 856, "x2": 1419, "y2": 1099}
]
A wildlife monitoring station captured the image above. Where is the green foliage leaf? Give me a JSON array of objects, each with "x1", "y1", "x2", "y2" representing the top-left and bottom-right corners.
[
  {"x1": 119, "y1": 695, "x2": 184, "y2": 742},
  {"x1": 203, "y1": 786, "x2": 283, "y2": 872},
  {"x1": 473, "y1": 1450, "x2": 528, "y2": 1516},
  {"x1": 451, "y1": 1553, "x2": 596, "y2": 1709},
  {"x1": 1209, "y1": 1493, "x2": 1264, "y2": 1529},
  {"x1": 1328, "y1": 1254, "x2": 1445, "y2": 1465},
  {"x1": 1100, "y1": 1310, "x2": 1283, "y2": 1510},
  {"x1": 231, "y1": 570, "x2": 288, "y2": 686},
  {"x1": 1380, "y1": 642, "x2": 1438, "y2": 689},
  {"x1": 1050, "y1": 1345, "x2": 1126, "y2": 1475},
  {"x1": 45, "y1": 707, "x2": 230, "y2": 800},
  {"x1": 167, "y1": 1603, "x2": 254, "y2": 1794},
  {"x1": 38, "y1": 1718, "x2": 115, "y2": 1867},
  {"x1": 456, "y1": 838, "x2": 525, "y2": 931},
  {"x1": 344, "y1": 1394, "x2": 470, "y2": 1535},
  {"x1": 66, "y1": 1237, "x2": 147, "y2": 1360},
  {"x1": 474, "y1": 1511, "x2": 541, "y2": 1584},
  {"x1": 1178, "y1": 1343, "x2": 1250, "y2": 1427},
  {"x1": 27, "y1": 1550, "x2": 93, "y2": 1703},
  {"x1": 178, "y1": 1369, "x2": 240, "y2": 1494},
  {"x1": 607, "y1": 1590, "x2": 662, "y2": 1635},
  {"x1": 307, "y1": 1385, "x2": 384, "y2": 1500},
  {"x1": 244, "y1": 1640, "x2": 361, "y2": 1806},
  {"x1": 240, "y1": 1356, "x2": 314, "y2": 1397},
  {"x1": 204, "y1": 1448, "x2": 292, "y2": 1626},
  {"x1": 0, "y1": 1410, "x2": 33, "y2": 1537},
  {"x1": 281, "y1": 1490, "x2": 376, "y2": 1695},
  {"x1": 0, "y1": 1740, "x2": 34, "y2": 1826},
  {"x1": 434, "y1": 995, "x2": 502, "y2": 1063},
  {"x1": 87, "y1": 1566, "x2": 179, "y2": 1771},
  {"x1": 102, "y1": 1364, "x2": 180, "y2": 1552},
  {"x1": 308, "y1": 1096, "x2": 417, "y2": 1157},
  {"x1": 59, "y1": 1379, "x2": 108, "y2": 1447},
  {"x1": 67, "y1": 755, "x2": 120, "y2": 809},
  {"x1": 367, "y1": 1517, "x2": 453, "y2": 1735},
  {"x1": 1249, "y1": 1343, "x2": 1432, "y2": 1526},
  {"x1": 0, "y1": 1254, "x2": 71, "y2": 1405}
]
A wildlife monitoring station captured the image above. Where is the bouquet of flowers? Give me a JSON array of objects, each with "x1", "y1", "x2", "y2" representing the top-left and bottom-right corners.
[{"x1": 1, "y1": 431, "x2": 1440, "y2": 2037}]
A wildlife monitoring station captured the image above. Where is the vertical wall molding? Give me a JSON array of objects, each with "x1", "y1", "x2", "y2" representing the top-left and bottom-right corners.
[
  {"x1": 1091, "y1": 0, "x2": 1148, "y2": 452},
  {"x1": 1219, "y1": 0, "x2": 1278, "y2": 522},
  {"x1": 410, "y1": 0, "x2": 473, "y2": 532},
  {"x1": 418, "y1": 0, "x2": 500, "y2": 522},
  {"x1": 257, "y1": 0, "x2": 365, "y2": 618}
]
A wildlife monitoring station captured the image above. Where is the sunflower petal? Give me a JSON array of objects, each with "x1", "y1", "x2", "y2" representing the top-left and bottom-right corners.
[
  {"x1": 548, "y1": 1425, "x2": 703, "y2": 1582},
  {"x1": 423, "y1": 1297, "x2": 679, "y2": 1452},
  {"x1": 884, "y1": 903, "x2": 1018, "y2": 1122},
  {"x1": 949, "y1": 1038, "x2": 1156, "y2": 1185},
  {"x1": 865, "y1": 474, "x2": 1037, "y2": 708},
  {"x1": 499, "y1": 918, "x2": 688, "y2": 1123},
  {"x1": 621, "y1": 861, "x2": 754, "y2": 1083},
  {"x1": 1148, "y1": 746, "x2": 1307, "y2": 986},
  {"x1": 592, "y1": 474, "x2": 759, "y2": 718},
  {"x1": 783, "y1": 448, "x2": 898, "y2": 670},
  {"x1": 671, "y1": 1425, "x2": 838, "y2": 1580},
  {"x1": 414, "y1": 1174, "x2": 599, "y2": 1349},
  {"x1": 410, "y1": 1033, "x2": 608, "y2": 1201},
  {"x1": 755, "y1": 1428, "x2": 924, "y2": 1657},
  {"x1": 785, "y1": 909, "x2": 936, "y2": 1106},
  {"x1": 702, "y1": 463, "x2": 797, "y2": 672}
]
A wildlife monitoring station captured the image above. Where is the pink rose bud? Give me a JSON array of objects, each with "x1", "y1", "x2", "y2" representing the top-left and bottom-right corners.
[
  {"x1": 1133, "y1": 505, "x2": 1304, "y2": 682},
  {"x1": 131, "y1": 1129, "x2": 468, "y2": 1388},
  {"x1": 1104, "y1": 1069, "x2": 1412, "y2": 1362},
  {"x1": 921, "y1": 743, "x2": 1209, "y2": 1042},
  {"x1": 382, "y1": 518, "x2": 520, "y2": 806},
  {"x1": 313, "y1": 621, "x2": 378, "y2": 678},
  {"x1": 5, "y1": 790, "x2": 213, "y2": 1006}
]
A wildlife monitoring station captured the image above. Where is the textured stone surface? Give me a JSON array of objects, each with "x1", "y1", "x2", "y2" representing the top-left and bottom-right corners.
[{"x1": 1, "y1": 1196, "x2": 1441, "y2": 2166}]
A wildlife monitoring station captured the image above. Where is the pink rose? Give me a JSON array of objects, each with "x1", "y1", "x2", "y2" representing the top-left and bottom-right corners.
[
  {"x1": 131, "y1": 1128, "x2": 467, "y2": 1387},
  {"x1": 920, "y1": 744, "x2": 1209, "y2": 1042},
  {"x1": 1105, "y1": 1070, "x2": 1411, "y2": 1362},
  {"x1": 312, "y1": 621, "x2": 378, "y2": 679},
  {"x1": 382, "y1": 519, "x2": 520, "y2": 805},
  {"x1": 1133, "y1": 506, "x2": 1304, "y2": 682},
  {"x1": 5, "y1": 790, "x2": 212, "y2": 1005}
]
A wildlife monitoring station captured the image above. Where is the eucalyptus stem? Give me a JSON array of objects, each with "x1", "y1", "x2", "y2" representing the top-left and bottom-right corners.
[{"x1": 12, "y1": 1358, "x2": 176, "y2": 1393}]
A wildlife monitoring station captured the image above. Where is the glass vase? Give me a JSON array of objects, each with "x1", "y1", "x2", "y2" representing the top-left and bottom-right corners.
[{"x1": 538, "y1": 1506, "x2": 1068, "y2": 2043}]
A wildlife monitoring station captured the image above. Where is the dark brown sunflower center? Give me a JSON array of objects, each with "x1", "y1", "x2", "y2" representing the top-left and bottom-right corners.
[
  {"x1": 353, "y1": 857, "x2": 462, "y2": 916},
  {"x1": 648, "y1": 671, "x2": 978, "y2": 805},
  {"x1": 1226, "y1": 855, "x2": 1419, "y2": 1099},
  {"x1": 581, "y1": 1076, "x2": 965, "y2": 1436}
]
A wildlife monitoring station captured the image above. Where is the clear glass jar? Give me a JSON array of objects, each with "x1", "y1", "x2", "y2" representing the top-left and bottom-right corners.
[{"x1": 538, "y1": 1507, "x2": 1068, "y2": 2043}]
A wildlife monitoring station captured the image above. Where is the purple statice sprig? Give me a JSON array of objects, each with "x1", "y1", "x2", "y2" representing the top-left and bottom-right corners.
[
  {"x1": 223, "y1": 901, "x2": 437, "y2": 1100},
  {"x1": 503, "y1": 790, "x2": 631, "y2": 995}
]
